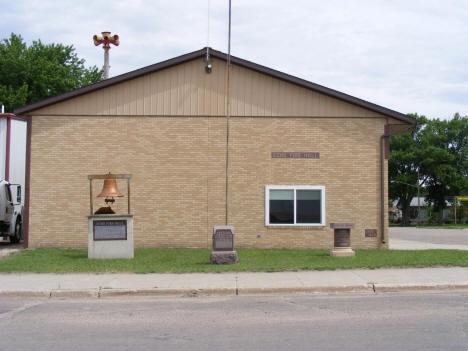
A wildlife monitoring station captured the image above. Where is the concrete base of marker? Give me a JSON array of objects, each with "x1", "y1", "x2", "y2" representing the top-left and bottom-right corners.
[
  {"x1": 210, "y1": 251, "x2": 238, "y2": 264},
  {"x1": 88, "y1": 215, "x2": 134, "y2": 259},
  {"x1": 330, "y1": 247, "x2": 355, "y2": 257}
]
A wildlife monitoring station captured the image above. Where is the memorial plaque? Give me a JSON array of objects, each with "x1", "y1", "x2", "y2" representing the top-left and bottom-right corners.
[
  {"x1": 213, "y1": 227, "x2": 234, "y2": 251},
  {"x1": 93, "y1": 220, "x2": 127, "y2": 241},
  {"x1": 365, "y1": 229, "x2": 377, "y2": 237},
  {"x1": 334, "y1": 229, "x2": 351, "y2": 247},
  {"x1": 330, "y1": 223, "x2": 355, "y2": 257}
]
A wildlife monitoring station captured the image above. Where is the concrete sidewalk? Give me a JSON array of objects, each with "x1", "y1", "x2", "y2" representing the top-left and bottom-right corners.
[{"x1": 1, "y1": 267, "x2": 468, "y2": 298}]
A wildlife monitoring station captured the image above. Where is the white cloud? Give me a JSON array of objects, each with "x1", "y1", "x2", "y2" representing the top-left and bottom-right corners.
[{"x1": 2, "y1": 0, "x2": 468, "y2": 119}]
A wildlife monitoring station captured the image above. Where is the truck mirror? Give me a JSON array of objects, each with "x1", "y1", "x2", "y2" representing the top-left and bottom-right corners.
[{"x1": 16, "y1": 186, "x2": 21, "y2": 204}]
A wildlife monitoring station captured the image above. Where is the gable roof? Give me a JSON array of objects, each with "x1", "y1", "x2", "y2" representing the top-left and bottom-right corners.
[{"x1": 14, "y1": 47, "x2": 416, "y2": 125}]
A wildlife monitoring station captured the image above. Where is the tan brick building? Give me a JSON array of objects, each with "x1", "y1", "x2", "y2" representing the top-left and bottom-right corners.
[{"x1": 15, "y1": 48, "x2": 415, "y2": 249}]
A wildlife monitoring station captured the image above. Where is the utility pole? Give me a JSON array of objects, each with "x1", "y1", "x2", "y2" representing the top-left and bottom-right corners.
[
  {"x1": 454, "y1": 196, "x2": 457, "y2": 225},
  {"x1": 93, "y1": 31, "x2": 120, "y2": 79},
  {"x1": 417, "y1": 170, "x2": 420, "y2": 224}
]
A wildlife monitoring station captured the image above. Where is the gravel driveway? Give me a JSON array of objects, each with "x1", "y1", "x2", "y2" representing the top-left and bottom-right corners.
[
  {"x1": 0, "y1": 243, "x2": 23, "y2": 258},
  {"x1": 389, "y1": 227, "x2": 468, "y2": 250}
]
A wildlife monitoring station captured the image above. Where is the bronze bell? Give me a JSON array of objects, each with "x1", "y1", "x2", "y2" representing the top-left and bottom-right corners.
[{"x1": 97, "y1": 175, "x2": 124, "y2": 205}]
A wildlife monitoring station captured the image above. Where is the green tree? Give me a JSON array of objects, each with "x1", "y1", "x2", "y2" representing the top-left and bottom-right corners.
[
  {"x1": 389, "y1": 114, "x2": 468, "y2": 225},
  {"x1": 422, "y1": 114, "x2": 468, "y2": 224},
  {"x1": 0, "y1": 33, "x2": 102, "y2": 112},
  {"x1": 389, "y1": 114, "x2": 428, "y2": 225}
]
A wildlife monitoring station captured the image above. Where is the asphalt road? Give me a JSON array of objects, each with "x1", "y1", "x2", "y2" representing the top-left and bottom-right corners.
[
  {"x1": 0, "y1": 292, "x2": 467, "y2": 351},
  {"x1": 390, "y1": 227, "x2": 468, "y2": 245},
  {"x1": 389, "y1": 227, "x2": 468, "y2": 250}
]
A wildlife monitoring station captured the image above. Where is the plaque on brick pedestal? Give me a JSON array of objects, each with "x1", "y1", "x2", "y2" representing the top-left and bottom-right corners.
[
  {"x1": 210, "y1": 226, "x2": 238, "y2": 264},
  {"x1": 88, "y1": 214, "x2": 134, "y2": 259},
  {"x1": 330, "y1": 223, "x2": 355, "y2": 257}
]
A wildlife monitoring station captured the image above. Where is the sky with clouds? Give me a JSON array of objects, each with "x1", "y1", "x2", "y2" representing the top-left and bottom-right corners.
[{"x1": 2, "y1": 0, "x2": 467, "y2": 119}]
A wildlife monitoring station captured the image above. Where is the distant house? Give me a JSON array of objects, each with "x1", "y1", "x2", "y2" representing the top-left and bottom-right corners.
[
  {"x1": 388, "y1": 205, "x2": 401, "y2": 223},
  {"x1": 391, "y1": 197, "x2": 430, "y2": 223},
  {"x1": 408, "y1": 197, "x2": 430, "y2": 223},
  {"x1": 14, "y1": 48, "x2": 416, "y2": 249}
]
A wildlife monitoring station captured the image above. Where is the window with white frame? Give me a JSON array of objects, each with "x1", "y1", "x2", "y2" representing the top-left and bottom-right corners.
[{"x1": 265, "y1": 186, "x2": 325, "y2": 226}]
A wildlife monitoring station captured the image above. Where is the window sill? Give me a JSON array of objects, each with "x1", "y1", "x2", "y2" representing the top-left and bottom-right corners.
[{"x1": 265, "y1": 224, "x2": 326, "y2": 229}]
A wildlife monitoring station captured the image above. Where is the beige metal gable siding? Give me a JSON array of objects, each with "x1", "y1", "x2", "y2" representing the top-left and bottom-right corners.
[{"x1": 31, "y1": 58, "x2": 382, "y2": 118}]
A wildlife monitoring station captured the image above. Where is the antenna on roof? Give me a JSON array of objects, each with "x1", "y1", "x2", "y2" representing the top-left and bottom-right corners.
[{"x1": 205, "y1": 0, "x2": 212, "y2": 73}]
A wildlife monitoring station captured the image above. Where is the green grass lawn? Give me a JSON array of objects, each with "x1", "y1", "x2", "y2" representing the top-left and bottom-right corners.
[
  {"x1": 415, "y1": 224, "x2": 468, "y2": 229},
  {"x1": 0, "y1": 248, "x2": 467, "y2": 273},
  {"x1": 390, "y1": 223, "x2": 468, "y2": 229}
]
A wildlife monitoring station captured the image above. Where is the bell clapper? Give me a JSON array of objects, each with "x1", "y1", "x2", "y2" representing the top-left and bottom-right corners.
[{"x1": 104, "y1": 197, "x2": 115, "y2": 205}]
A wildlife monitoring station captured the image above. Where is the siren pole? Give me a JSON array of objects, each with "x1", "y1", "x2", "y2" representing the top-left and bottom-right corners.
[{"x1": 93, "y1": 31, "x2": 120, "y2": 79}]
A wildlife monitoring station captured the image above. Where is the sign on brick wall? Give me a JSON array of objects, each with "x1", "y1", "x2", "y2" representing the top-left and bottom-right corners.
[{"x1": 271, "y1": 152, "x2": 320, "y2": 159}]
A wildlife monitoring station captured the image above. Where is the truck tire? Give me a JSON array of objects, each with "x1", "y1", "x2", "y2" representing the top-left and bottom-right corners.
[{"x1": 11, "y1": 219, "x2": 21, "y2": 244}]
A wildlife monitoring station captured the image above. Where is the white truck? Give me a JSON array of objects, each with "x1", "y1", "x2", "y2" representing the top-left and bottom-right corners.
[
  {"x1": 0, "y1": 180, "x2": 22, "y2": 243},
  {"x1": 0, "y1": 110, "x2": 27, "y2": 244}
]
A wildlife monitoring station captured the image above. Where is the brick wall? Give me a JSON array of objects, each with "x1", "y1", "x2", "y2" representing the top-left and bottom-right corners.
[{"x1": 28, "y1": 115, "x2": 388, "y2": 249}]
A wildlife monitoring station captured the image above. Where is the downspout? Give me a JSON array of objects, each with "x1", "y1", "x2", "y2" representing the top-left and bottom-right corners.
[{"x1": 380, "y1": 125, "x2": 390, "y2": 244}]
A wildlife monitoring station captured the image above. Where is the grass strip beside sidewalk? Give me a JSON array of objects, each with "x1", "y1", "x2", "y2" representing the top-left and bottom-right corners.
[
  {"x1": 0, "y1": 248, "x2": 467, "y2": 273},
  {"x1": 390, "y1": 224, "x2": 468, "y2": 229},
  {"x1": 415, "y1": 224, "x2": 468, "y2": 229}
]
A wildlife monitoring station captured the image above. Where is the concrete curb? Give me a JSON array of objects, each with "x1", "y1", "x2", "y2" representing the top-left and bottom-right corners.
[
  {"x1": 373, "y1": 284, "x2": 468, "y2": 293},
  {"x1": 0, "y1": 291, "x2": 51, "y2": 298},
  {"x1": 237, "y1": 285, "x2": 373, "y2": 295},
  {"x1": 2, "y1": 284, "x2": 468, "y2": 298},
  {"x1": 99, "y1": 288, "x2": 236, "y2": 297},
  {"x1": 51, "y1": 290, "x2": 99, "y2": 298}
]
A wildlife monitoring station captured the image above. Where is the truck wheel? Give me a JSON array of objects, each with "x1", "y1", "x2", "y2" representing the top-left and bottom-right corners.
[{"x1": 11, "y1": 220, "x2": 21, "y2": 244}]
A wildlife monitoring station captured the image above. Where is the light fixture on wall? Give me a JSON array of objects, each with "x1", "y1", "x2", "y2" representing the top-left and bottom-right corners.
[{"x1": 205, "y1": 48, "x2": 212, "y2": 74}]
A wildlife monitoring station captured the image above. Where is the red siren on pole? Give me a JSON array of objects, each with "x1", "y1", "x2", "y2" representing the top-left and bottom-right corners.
[{"x1": 93, "y1": 31, "x2": 119, "y2": 79}]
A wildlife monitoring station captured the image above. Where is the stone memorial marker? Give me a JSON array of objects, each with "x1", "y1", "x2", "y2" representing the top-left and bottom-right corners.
[
  {"x1": 333, "y1": 228, "x2": 351, "y2": 247},
  {"x1": 330, "y1": 223, "x2": 355, "y2": 257},
  {"x1": 210, "y1": 226, "x2": 238, "y2": 264}
]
